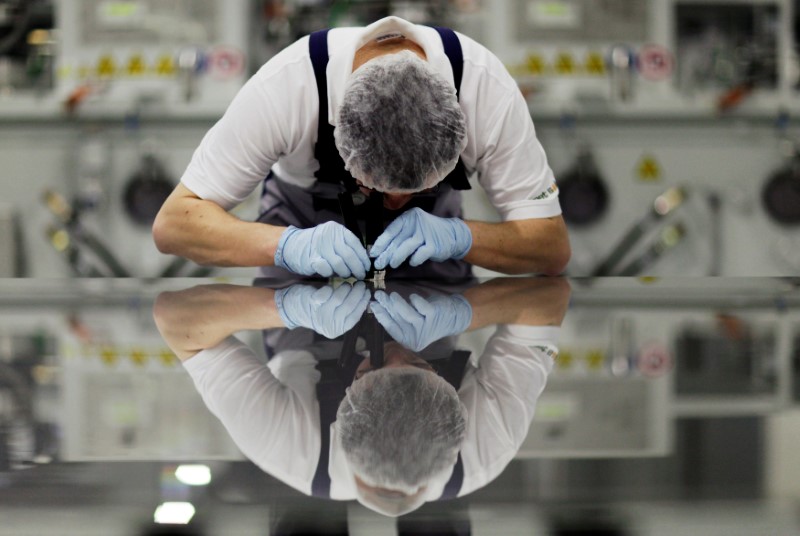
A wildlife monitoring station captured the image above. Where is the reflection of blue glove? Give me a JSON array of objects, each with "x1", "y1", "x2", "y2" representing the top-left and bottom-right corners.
[
  {"x1": 275, "y1": 282, "x2": 371, "y2": 339},
  {"x1": 370, "y1": 291, "x2": 473, "y2": 351},
  {"x1": 275, "y1": 222, "x2": 371, "y2": 279},
  {"x1": 370, "y1": 208, "x2": 472, "y2": 270}
]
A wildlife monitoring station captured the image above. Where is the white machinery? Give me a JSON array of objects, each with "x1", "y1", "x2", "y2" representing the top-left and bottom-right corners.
[{"x1": 55, "y1": 0, "x2": 249, "y2": 116}]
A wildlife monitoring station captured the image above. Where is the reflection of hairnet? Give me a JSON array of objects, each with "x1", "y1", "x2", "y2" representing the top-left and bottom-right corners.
[
  {"x1": 334, "y1": 50, "x2": 468, "y2": 193},
  {"x1": 336, "y1": 367, "x2": 467, "y2": 517}
]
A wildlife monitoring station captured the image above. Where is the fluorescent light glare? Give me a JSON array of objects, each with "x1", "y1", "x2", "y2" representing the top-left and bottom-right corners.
[
  {"x1": 154, "y1": 502, "x2": 196, "y2": 524},
  {"x1": 175, "y1": 464, "x2": 212, "y2": 486}
]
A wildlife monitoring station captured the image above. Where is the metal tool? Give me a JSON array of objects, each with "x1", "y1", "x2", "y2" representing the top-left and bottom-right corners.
[
  {"x1": 44, "y1": 224, "x2": 104, "y2": 277},
  {"x1": 614, "y1": 222, "x2": 687, "y2": 276},
  {"x1": 609, "y1": 44, "x2": 636, "y2": 102},
  {"x1": 41, "y1": 189, "x2": 131, "y2": 277},
  {"x1": 591, "y1": 186, "x2": 689, "y2": 276}
]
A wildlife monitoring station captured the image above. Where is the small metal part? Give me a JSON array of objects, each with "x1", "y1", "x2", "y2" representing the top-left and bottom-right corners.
[{"x1": 370, "y1": 270, "x2": 386, "y2": 290}]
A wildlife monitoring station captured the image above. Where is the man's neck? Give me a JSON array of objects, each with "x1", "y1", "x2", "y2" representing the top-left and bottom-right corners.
[{"x1": 352, "y1": 37, "x2": 427, "y2": 72}]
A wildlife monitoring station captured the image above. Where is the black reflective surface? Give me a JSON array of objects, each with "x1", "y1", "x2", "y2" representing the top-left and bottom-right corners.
[{"x1": 1, "y1": 277, "x2": 799, "y2": 535}]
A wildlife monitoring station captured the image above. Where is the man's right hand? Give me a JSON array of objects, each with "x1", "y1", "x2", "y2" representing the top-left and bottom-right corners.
[
  {"x1": 274, "y1": 222, "x2": 371, "y2": 279},
  {"x1": 275, "y1": 282, "x2": 371, "y2": 339}
]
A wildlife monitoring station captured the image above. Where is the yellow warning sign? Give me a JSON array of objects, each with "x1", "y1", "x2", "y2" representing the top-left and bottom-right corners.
[
  {"x1": 155, "y1": 54, "x2": 176, "y2": 76},
  {"x1": 526, "y1": 53, "x2": 546, "y2": 75},
  {"x1": 585, "y1": 349, "x2": 606, "y2": 370},
  {"x1": 159, "y1": 348, "x2": 177, "y2": 367},
  {"x1": 126, "y1": 54, "x2": 146, "y2": 76},
  {"x1": 637, "y1": 154, "x2": 662, "y2": 182},
  {"x1": 584, "y1": 52, "x2": 606, "y2": 75},
  {"x1": 100, "y1": 346, "x2": 118, "y2": 366},
  {"x1": 129, "y1": 348, "x2": 148, "y2": 367},
  {"x1": 554, "y1": 52, "x2": 575, "y2": 75},
  {"x1": 96, "y1": 55, "x2": 117, "y2": 77},
  {"x1": 57, "y1": 65, "x2": 72, "y2": 79},
  {"x1": 557, "y1": 349, "x2": 574, "y2": 369}
]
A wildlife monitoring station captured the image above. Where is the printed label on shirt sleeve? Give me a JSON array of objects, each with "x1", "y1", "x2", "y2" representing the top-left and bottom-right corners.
[
  {"x1": 531, "y1": 183, "x2": 559, "y2": 201},
  {"x1": 533, "y1": 345, "x2": 559, "y2": 360}
]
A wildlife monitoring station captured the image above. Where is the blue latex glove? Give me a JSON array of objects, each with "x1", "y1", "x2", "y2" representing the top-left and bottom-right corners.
[
  {"x1": 275, "y1": 222, "x2": 371, "y2": 279},
  {"x1": 370, "y1": 291, "x2": 473, "y2": 351},
  {"x1": 275, "y1": 282, "x2": 371, "y2": 339},
  {"x1": 370, "y1": 207, "x2": 472, "y2": 270}
]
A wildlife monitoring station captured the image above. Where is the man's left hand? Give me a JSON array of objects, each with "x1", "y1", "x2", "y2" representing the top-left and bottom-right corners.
[
  {"x1": 370, "y1": 291, "x2": 473, "y2": 351},
  {"x1": 370, "y1": 207, "x2": 472, "y2": 269}
]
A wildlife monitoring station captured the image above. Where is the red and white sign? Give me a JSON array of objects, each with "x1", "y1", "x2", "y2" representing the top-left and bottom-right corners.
[
  {"x1": 637, "y1": 44, "x2": 674, "y2": 82},
  {"x1": 637, "y1": 342, "x2": 673, "y2": 377},
  {"x1": 208, "y1": 46, "x2": 245, "y2": 80}
]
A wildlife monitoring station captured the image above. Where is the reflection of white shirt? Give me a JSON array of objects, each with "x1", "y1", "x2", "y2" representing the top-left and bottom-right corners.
[
  {"x1": 180, "y1": 16, "x2": 561, "y2": 222},
  {"x1": 183, "y1": 325, "x2": 559, "y2": 500}
]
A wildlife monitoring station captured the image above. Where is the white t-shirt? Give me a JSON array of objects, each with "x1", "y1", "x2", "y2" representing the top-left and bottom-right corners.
[
  {"x1": 182, "y1": 324, "x2": 559, "y2": 501},
  {"x1": 181, "y1": 16, "x2": 561, "y2": 222}
]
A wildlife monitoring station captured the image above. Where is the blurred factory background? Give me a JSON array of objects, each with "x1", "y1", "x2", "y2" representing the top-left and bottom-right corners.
[{"x1": 1, "y1": 0, "x2": 800, "y2": 277}]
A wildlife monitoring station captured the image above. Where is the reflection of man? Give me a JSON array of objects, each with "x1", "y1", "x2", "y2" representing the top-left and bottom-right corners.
[
  {"x1": 154, "y1": 279, "x2": 570, "y2": 517},
  {"x1": 337, "y1": 341, "x2": 467, "y2": 515}
]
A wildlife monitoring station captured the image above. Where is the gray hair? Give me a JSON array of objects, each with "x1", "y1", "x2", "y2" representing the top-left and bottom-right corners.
[
  {"x1": 336, "y1": 367, "x2": 467, "y2": 495},
  {"x1": 334, "y1": 50, "x2": 468, "y2": 193}
]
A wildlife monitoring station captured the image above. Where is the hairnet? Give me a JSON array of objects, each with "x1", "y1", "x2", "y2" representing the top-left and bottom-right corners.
[
  {"x1": 334, "y1": 50, "x2": 468, "y2": 193},
  {"x1": 335, "y1": 367, "x2": 466, "y2": 516}
]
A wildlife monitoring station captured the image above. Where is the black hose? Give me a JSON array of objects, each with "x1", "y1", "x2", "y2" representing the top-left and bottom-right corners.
[{"x1": 0, "y1": 1, "x2": 34, "y2": 55}]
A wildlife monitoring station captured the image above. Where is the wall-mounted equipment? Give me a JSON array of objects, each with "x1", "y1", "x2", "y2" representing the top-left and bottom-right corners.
[
  {"x1": 558, "y1": 145, "x2": 609, "y2": 227},
  {"x1": 762, "y1": 147, "x2": 800, "y2": 225},
  {"x1": 674, "y1": 2, "x2": 779, "y2": 111},
  {"x1": 513, "y1": 0, "x2": 648, "y2": 42},
  {"x1": 56, "y1": 0, "x2": 249, "y2": 115},
  {"x1": 0, "y1": 0, "x2": 55, "y2": 95},
  {"x1": 520, "y1": 377, "x2": 670, "y2": 458},
  {"x1": 675, "y1": 316, "x2": 777, "y2": 396},
  {"x1": 122, "y1": 153, "x2": 174, "y2": 227}
]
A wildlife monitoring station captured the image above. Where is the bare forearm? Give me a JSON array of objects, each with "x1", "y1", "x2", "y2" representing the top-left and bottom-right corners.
[
  {"x1": 152, "y1": 184, "x2": 283, "y2": 267},
  {"x1": 463, "y1": 216, "x2": 571, "y2": 275},
  {"x1": 463, "y1": 277, "x2": 571, "y2": 330},
  {"x1": 153, "y1": 285, "x2": 283, "y2": 360}
]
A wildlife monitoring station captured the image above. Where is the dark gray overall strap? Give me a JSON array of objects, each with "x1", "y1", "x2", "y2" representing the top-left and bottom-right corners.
[
  {"x1": 311, "y1": 360, "x2": 345, "y2": 498},
  {"x1": 309, "y1": 29, "x2": 358, "y2": 191},
  {"x1": 432, "y1": 27, "x2": 470, "y2": 191},
  {"x1": 311, "y1": 313, "x2": 385, "y2": 498},
  {"x1": 438, "y1": 349, "x2": 470, "y2": 500}
]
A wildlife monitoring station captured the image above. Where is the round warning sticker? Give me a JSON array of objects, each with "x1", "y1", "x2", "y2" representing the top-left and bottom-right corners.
[
  {"x1": 638, "y1": 44, "x2": 674, "y2": 81},
  {"x1": 637, "y1": 342, "x2": 672, "y2": 377},
  {"x1": 208, "y1": 46, "x2": 245, "y2": 80}
]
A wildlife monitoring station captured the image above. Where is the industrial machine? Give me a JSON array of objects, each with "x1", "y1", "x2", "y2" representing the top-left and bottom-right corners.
[
  {"x1": 0, "y1": 0, "x2": 55, "y2": 95},
  {"x1": 55, "y1": 0, "x2": 249, "y2": 116},
  {"x1": 0, "y1": 0, "x2": 249, "y2": 116}
]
